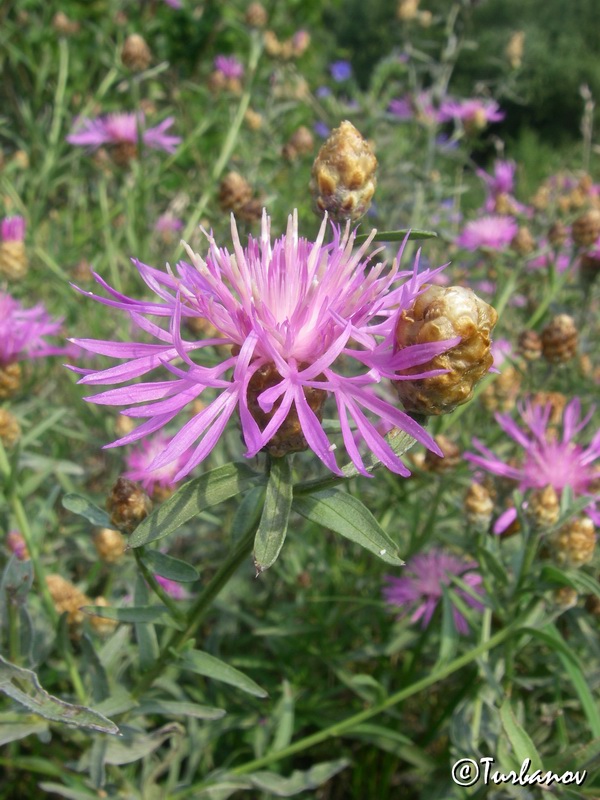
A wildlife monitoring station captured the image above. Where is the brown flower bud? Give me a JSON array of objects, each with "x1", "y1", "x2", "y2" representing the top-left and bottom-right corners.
[
  {"x1": 585, "y1": 594, "x2": 600, "y2": 616},
  {"x1": 571, "y1": 209, "x2": 600, "y2": 247},
  {"x1": 397, "y1": 0, "x2": 420, "y2": 21},
  {"x1": 551, "y1": 516, "x2": 596, "y2": 568},
  {"x1": 89, "y1": 596, "x2": 118, "y2": 635},
  {"x1": 553, "y1": 586, "x2": 578, "y2": 609},
  {"x1": 244, "y1": 108, "x2": 263, "y2": 131},
  {"x1": 263, "y1": 30, "x2": 282, "y2": 58},
  {"x1": 548, "y1": 221, "x2": 568, "y2": 247},
  {"x1": 245, "y1": 2, "x2": 268, "y2": 28},
  {"x1": 219, "y1": 171, "x2": 254, "y2": 214},
  {"x1": 569, "y1": 187, "x2": 587, "y2": 209},
  {"x1": 93, "y1": 527, "x2": 126, "y2": 564},
  {"x1": 541, "y1": 314, "x2": 577, "y2": 364},
  {"x1": 517, "y1": 329, "x2": 542, "y2": 361},
  {"x1": 481, "y1": 365, "x2": 521, "y2": 413},
  {"x1": 527, "y1": 485, "x2": 560, "y2": 530},
  {"x1": 310, "y1": 121, "x2": 377, "y2": 224},
  {"x1": 121, "y1": 33, "x2": 152, "y2": 72},
  {"x1": 580, "y1": 251, "x2": 600, "y2": 287},
  {"x1": 423, "y1": 435, "x2": 460, "y2": 473},
  {"x1": 106, "y1": 477, "x2": 152, "y2": 534},
  {"x1": 393, "y1": 286, "x2": 498, "y2": 415},
  {"x1": 494, "y1": 193, "x2": 516, "y2": 215},
  {"x1": 0, "y1": 363, "x2": 22, "y2": 400},
  {"x1": 531, "y1": 185, "x2": 550, "y2": 211},
  {"x1": 46, "y1": 574, "x2": 90, "y2": 627},
  {"x1": 52, "y1": 11, "x2": 80, "y2": 36},
  {"x1": 465, "y1": 482, "x2": 494, "y2": 530},
  {"x1": 505, "y1": 31, "x2": 525, "y2": 69},
  {"x1": 283, "y1": 126, "x2": 314, "y2": 161},
  {"x1": 7, "y1": 531, "x2": 29, "y2": 561},
  {"x1": 0, "y1": 241, "x2": 28, "y2": 280},
  {"x1": 510, "y1": 225, "x2": 535, "y2": 255},
  {"x1": 246, "y1": 362, "x2": 327, "y2": 457},
  {"x1": 0, "y1": 408, "x2": 21, "y2": 448},
  {"x1": 237, "y1": 197, "x2": 263, "y2": 223}
]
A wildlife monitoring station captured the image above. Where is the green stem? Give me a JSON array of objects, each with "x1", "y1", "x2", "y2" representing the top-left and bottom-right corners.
[
  {"x1": 98, "y1": 176, "x2": 122, "y2": 293},
  {"x1": 470, "y1": 606, "x2": 492, "y2": 746},
  {"x1": 174, "y1": 619, "x2": 521, "y2": 797},
  {"x1": 133, "y1": 549, "x2": 187, "y2": 624},
  {"x1": 526, "y1": 261, "x2": 573, "y2": 329}
]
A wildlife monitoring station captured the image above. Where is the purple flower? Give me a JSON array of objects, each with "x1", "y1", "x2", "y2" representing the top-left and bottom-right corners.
[
  {"x1": 155, "y1": 574, "x2": 189, "y2": 599},
  {"x1": 438, "y1": 98, "x2": 504, "y2": 130},
  {"x1": 314, "y1": 122, "x2": 330, "y2": 138},
  {"x1": 388, "y1": 97, "x2": 413, "y2": 120},
  {"x1": 456, "y1": 215, "x2": 518, "y2": 251},
  {"x1": 125, "y1": 432, "x2": 191, "y2": 495},
  {"x1": 383, "y1": 549, "x2": 485, "y2": 634},
  {"x1": 0, "y1": 292, "x2": 64, "y2": 366},
  {"x1": 316, "y1": 86, "x2": 332, "y2": 99},
  {"x1": 163, "y1": 0, "x2": 183, "y2": 7},
  {"x1": 70, "y1": 211, "x2": 458, "y2": 479},
  {"x1": 465, "y1": 398, "x2": 600, "y2": 532},
  {"x1": 478, "y1": 160, "x2": 516, "y2": 197},
  {"x1": 329, "y1": 60, "x2": 352, "y2": 82},
  {"x1": 67, "y1": 113, "x2": 181, "y2": 154},
  {"x1": 1, "y1": 216, "x2": 26, "y2": 242},
  {"x1": 214, "y1": 55, "x2": 244, "y2": 80},
  {"x1": 155, "y1": 213, "x2": 184, "y2": 235}
]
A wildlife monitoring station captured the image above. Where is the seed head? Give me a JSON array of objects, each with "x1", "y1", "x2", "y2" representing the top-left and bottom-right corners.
[
  {"x1": 551, "y1": 516, "x2": 596, "y2": 568},
  {"x1": 393, "y1": 286, "x2": 498, "y2": 415},
  {"x1": 310, "y1": 120, "x2": 377, "y2": 224},
  {"x1": 93, "y1": 527, "x2": 126, "y2": 563},
  {"x1": 0, "y1": 408, "x2": 21, "y2": 448},
  {"x1": 481, "y1": 364, "x2": 521, "y2": 413},
  {"x1": 553, "y1": 586, "x2": 578, "y2": 609},
  {"x1": 572, "y1": 209, "x2": 600, "y2": 247},
  {"x1": 46, "y1": 574, "x2": 90, "y2": 627},
  {"x1": 283, "y1": 126, "x2": 314, "y2": 161},
  {"x1": 0, "y1": 363, "x2": 22, "y2": 400},
  {"x1": 510, "y1": 225, "x2": 535, "y2": 255},
  {"x1": 106, "y1": 477, "x2": 152, "y2": 534},
  {"x1": 548, "y1": 221, "x2": 568, "y2": 248},
  {"x1": 527, "y1": 485, "x2": 560, "y2": 530},
  {"x1": 464, "y1": 482, "x2": 494, "y2": 530},
  {"x1": 517, "y1": 329, "x2": 542, "y2": 361},
  {"x1": 121, "y1": 33, "x2": 152, "y2": 72},
  {"x1": 423, "y1": 435, "x2": 461, "y2": 473},
  {"x1": 541, "y1": 314, "x2": 577, "y2": 364},
  {"x1": 219, "y1": 171, "x2": 254, "y2": 214}
]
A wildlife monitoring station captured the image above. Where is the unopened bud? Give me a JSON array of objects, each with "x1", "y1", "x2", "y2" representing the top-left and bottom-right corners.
[
  {"x1": 106, "y1": 477, "x2": 152, "y2": 534},
  {"x1": 397, "y1": 0, "x2": 420, "y2": 21},
  {"x1": 245, "y1": 2, "x2": 268, "y2": 28},
  {"x1": 219, "y1": 171, "x2": 254, "y2": 214},
  {"x1": 0, "y1": 408, "x2": 21, "y2": 447},
  {"x1": 263, "y1": 30, "x2": 282, "y2": 58},
  {"x1": 553, "y1": 586, "x2": 578, "y2": 609},
  {"x1": 52, "y1": 11, "x2": 80, "y2": 36},
  {"x1": 465, "y1": 482, "x2": 494, "y2": 530},
  {"x1": 310, "y1": 120, "x2": 377, "y2": 223},
  {"x1": 0, "y1": 363, "x2": 22, "y2": 400},
  {"x1": 46, "y1": 574, "x2": 90, "y2": 627},
  {"x1": 93, "y1": 527, "x2": 126, "y2": 563},
  {"x1": 245, "y1": 108, "x2": 263, "y2": 131},
  {"x1": 517, "y1": 329, "x2": 542, "y2": 361},
  {"x1": 423, "y1": 435, "x2": 460, "y2": 472},
  {"x1": 551, "y1": 516, "x2": 596, "y2": 568},
  {"x1": 527, "y1": 485, "x2": 560, "y2": 530},
  {"x1": 571, "y1": 209, "x2": 600, "y2": 247},
  {"x1": 585, "y1": 594, "x2": 600, "y2": 616},
  {"x1": 510, "y1": 225, "x2": 535, "y2": 255},
  {"x1": 481, "y1": 364, "x2": 521, "y2": 412},
  {"x1": 531, "y1": 185, "x2": 550, "y2": 211},
  {"x1": 89, "y1": 596, "x2": 118, "y2": 635},
  {"x1": 121, "y1": 33, "x2": 152, "y2": 72},
  {"x1": 246, "y1": 362, "x2": 326, "y2": 457},
  {"x1": 7, "y1": 531, "x2": 29, "y2": 561},
  {"x1": 505, "y1": 31, "x2": 525, "y2": 69},
  {"x1": 541, "y1": 314, "x2": 577, "y2": 364},
  {"x1": 548, "y1": 221, "x2": 568, "y2": 247},
  {"x1": 393, "y1": 286, "x2": 498, "y2": 415},
  {"x1": 283, "y1": 126, "x2": 314, "y2": 160}
]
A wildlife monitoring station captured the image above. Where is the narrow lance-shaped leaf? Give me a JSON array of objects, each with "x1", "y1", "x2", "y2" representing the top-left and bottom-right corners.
[
  {"x1": 254, "y1": 457, "x2": 294, "y2": 574},
  {"x1": 354, "y1": 229, "x2": 437, "y2": 244},
  {"x1": 0, "y1": 655, "x2": 119, "y2": 734},
  {"x1": 180, "y1": 650, "x2": 268, "y2": 698},
  {"x1": 293, "y1": 488, "x2": 404, "y2": 565},
  {"x1": 141, "y1": 550, "x2": 199, "y2": 582},
  {"x1": 128, "y1": 463, "x2": 266, "y2": 548},
  {"x1": 500, "y1": 699, "x2": 544, "y2": 773},
  {"x1": 62, "y1": 494, "x2": 112, "y2": 528}
]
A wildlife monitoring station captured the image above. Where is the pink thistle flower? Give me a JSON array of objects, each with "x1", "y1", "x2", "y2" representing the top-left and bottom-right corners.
[
  {"x1": 477, "y1": 160, "x2": 531, "y2": 216},
  {"x1": 465, "y1": 398, "x2": 600, "y2": 532},
  {"x1": 456, "y1": 215, "x2": 518, "y2": 251},
  {"x1": 383, "y1": 549, "x2": 485, "y2": 634},
  {"x1": 125, "y1": 432, "x2": 191, "y2": 495},
  {"x1": 214, "y1": 55, "x2": 244, "y2": 80},
  {"x1": 67, "y1": 113, "x2": 180, "y2": 154},
  {"x1": 69, "y1": 211, "x2": 460, "y2": 479},
  {"x1": 438, "y1": 98, "x2": 504, "y2": 130},
  {"x1": 0, "y1": 292, "x2": 64, "y2": 366},
  {"x1": 1, "y1": 216, "x2": 26, "y2": 242},
  {"x1": 7, "y1": 531, "x2": 29, "y2": 561},
  {"x1": 163, "y1": 0, "x2": 183, "y2": 7},
  {"x1": 388, "y1": 97, "x2": 413, "y2": 120},
  {"x1": 155, "y1": 213, "x2": 184, "y2": 235}
]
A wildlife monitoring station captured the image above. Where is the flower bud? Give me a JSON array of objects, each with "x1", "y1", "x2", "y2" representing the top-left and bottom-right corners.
[
  {"x1": 527, "y1": 485, "x2": 560, "y2": 530},
  {"x1": 121, "y1": 33, "x2": 152, "y2": 72},
  {"x1": 553, "y1": 586, "x2": 578, "y2": 609},
  {"x1": 585, "y1": 594, "x2": 600, "y2": 616},
  {"x1": 505, "y1": 31, "x2": 525, "y2": 69},
  {"x1": 106, "y1": 477, "x2": 152, "y2": 534},
  {"x1": 510, "y1": 225, "x2": 535, "y2": 255},
  {"x1": 246, "y1": 362, "x2": 327, "y2": 457},
  {"x1": 0, "y1": 408, "x2": 21, "y2": 448},
  {"x1": 423, "y1": 435, "x2": 460, "y2": 473},
  {"x1": 46, "y1": 574, "x2": 90, "y2": 627},
  {"x1": 93, "y1": 527, "x2": 126, "y2": 564},
  {"x1": 89, "y1": 596, "x2": 118, "y2": 635},
  {"x1": 551, "y1": 516, "x2": 596, "y2": 568},
  {"x1": 244, "y1": 108, "x2": 263, "y2": 131},
  {"x1": 0, "y1": 216, "x2": 28, "y2": 280},
  {"x1": 52, "y1": 11, "x2": 80, "y2": 36},
  {"x1": 464, "y1": 482, "x2": 494, "y2": 530},
  {"x1": 0, "y1": 363, "x2": 22, "y2": 399},
  {"x1": 541, "y1": 314, "x2": 577, "y2": 364},
  {"x1": 571, "y1": 209, "x2": 600, "y2": 247},
  {"x1": 517, "y1": 329, "x2": 542, "y2": 361},
  {"x1": 310, "y1": 120, "x2": 377, "y2": 223},
  {"x1": 245, "y1": 2, "x2": 268, "y2": 28},
  {"x1": 397, "y1": 0, "x2": 420, "y2": 21},
  {"x1": 481, "y1": 365, "x2": 520, "y2": 413},
  {"x1": 283, "y1": 126, "x2": 314, "y2": 161},
  {"x1": 263, "y1": 30, "x2": 282, "y2": 58},
  {"x1": 7, "y1": 531, "x2": 29, "y2": 561},
  {"x1": 393, "y1": 286, "x2": 498, "y2": 415},
  {"x1": 548, "y1": 221, "x2": 568, "y2": 248},
  {"x1": 219, "y1": 171, "x2": 254, "y2": 214}
]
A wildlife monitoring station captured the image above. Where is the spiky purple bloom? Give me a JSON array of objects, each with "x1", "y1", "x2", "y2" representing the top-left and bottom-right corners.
[
  {"x1": 439, "y1": 98, "x2": 504, "y2": 127},
  {"x1": 67, "y1": 113, "x2": 180, "y2": 154},
  {"x1": 1, "y1": 216, "x2": 26, "y2": 242},
  {"x1": 330, "y1": 60, "x2": 352, "y2": 82},
  {"x1": 466, "y1": 398, "x2": 600, "y2": 531},
  {"x1": 214, "y1": 55, "x2": 244, "y2": 79},
  {"x1": 70, "y1": 211, "x2": 459, "y2": 479},
  {"x1": 383, "y1": 549, "x2": 485, "y2": 634},
  {"x1": 155, "y1": 213, "x2": 184, "y2": 235},
  {"x1": 456, "y1": 215, "x2": 518, "y2": 251},
  {"x1": 125, "y1": 432, "x2": 191, "y2": 494},
  {"x1": 0, "y1": 293, "x2": 64, "y2": 366},
  {"x1": 477, "y1": 160, "x2": 531, "y2": 216}
]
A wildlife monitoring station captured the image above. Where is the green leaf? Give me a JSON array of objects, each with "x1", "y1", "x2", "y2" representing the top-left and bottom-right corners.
[
  {"x1": 180, "y1": 650, "x2": 268, "y2": 698},
  {"x1": 133, "y1": 700, "x2": 226, "y2": 721},
  {"x1": 61, "y1": 493, "x2": 112, "y2": 528},
  {"x1": 128, "y1": 463, "x2": 265, "y2": 548},
  {"x1": 270, "y1": 680, "x2": 294, "y2": 753},
  {"x1": 134, "y1": 576, "x2": 159, "y2": 670},
  {"x1": 254, "y1": 457, "x2": 293, "y2": 573},
  {"x1": 293, "y1": 488, "x2": 404, "y2": 565},
  {"x1": 0, "y1": 655, "x2": 119, "y2": 734},
  {"x1": 500, "y1": 700, "x2": 544, "y2": 772},
  {"x1": 141, "y1": 550, "x2": 199, "y2": 583},
  {"x1": 82, "y1": 604, "x2": 182, "y2": 629},
  {"x1": 354, "y1": 228, "x2": 437, "y2": 244},
  {"x1": 248, "y1": 759, "x2": 350, "y2": 796},
  {"x1": 0, "y1": 714, "x2": 49, "y2": 746}
]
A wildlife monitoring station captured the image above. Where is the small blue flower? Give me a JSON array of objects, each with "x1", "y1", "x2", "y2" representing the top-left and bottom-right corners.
[{"x1": 329, "y1": 60, "x2": 352, "y2": 82}]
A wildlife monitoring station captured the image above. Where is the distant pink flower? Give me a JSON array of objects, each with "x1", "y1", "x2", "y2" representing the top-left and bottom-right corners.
[
  {"x1": 439, "y1": 98, "x2": 504, "y2": 130},
  {"x1": 1, "y1": 216, "x2": 26, "y2": 242},
  {"x1": 477, "y1": 160, "x2": 531, "y2": 216},
  {"x1": 67, "y1": 113, "x2": 180, "y2": 154},
  {"x1": 163, "y1": 0, "x2": 183, "y2": 7},
  {"x1": 214, "y1": 55, "x2": 244, "y2": 80},
  {"x1": 466, "y1": 398, "x2": 600, "y2": 532},
  {"x1": 125, "y1": 432, "x2": 191, "y2": 495},
  {"x1": 383, "y1": 549, "x2": 485, "y2": 634},
  {"x1": 70, "y1": 211, "x2": 459, "y2": 479},
  {"x1": 0, "y1": 292, "x2": 64, "y2": 367},
  {"x1": 7, "y1": 531, "x2": 28, "y2": 561},
  {"x1": 155, "y1": 574, "x2": 189, "y2": 600},
  {"x1": 155, "y1": 213, "x2": 184, "y2": 235},
  {"x1": 491, "y1": 338, "x2": 512, "y2": 368},
  {"x1": 388, "y1": 97, "x2": 413, "y2": 120},
  {"x1": 456, "y1": 215, "x2": 518, "y2": 251},
  {"x1": 527, "y1": 242, "x2": 571, "y2": 273}
]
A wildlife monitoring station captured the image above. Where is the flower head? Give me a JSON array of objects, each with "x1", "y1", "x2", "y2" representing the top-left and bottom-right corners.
[
  {"x1": 1, "y1": 216, "x2": 26, "y2": 242},
  {"x1": 465, "y1": 397, "x2": 600, "y2": 531},
  {"x1": 214, "y1": 55, "x2": 244, "y2": 79},
  {"x1": 388, "y1": 96, "x2": 413, "y2": 120},
  {"x1": 383, "y1": 549, "x2": 485, "y2": 634},
  {"x1": 456, "y1": 215, "x2": 518, "y2": 251},
  {"x1": 0, "y1": 292, "x2": 64, "y2": 367},
  {"x1": 67, "y1": 113, "x2": 180, "y2": 155},
  {"x1": 125, "y1": 432, "x2": 191, "y2": 495},
  {"x1": 439, "y1": 98, "x2": 504, "y2": 131},
  {"x1": 329, "y1": 60, "x2": 352, "y2": 82},
  {"x1": 70, "y1": 211, "x2": 459, "y2": 479}
]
